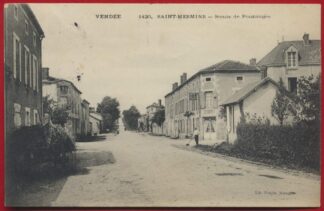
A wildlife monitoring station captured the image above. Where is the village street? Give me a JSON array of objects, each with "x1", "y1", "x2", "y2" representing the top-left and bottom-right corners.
[{"x1": 51, "y1": 131, "x2": 320, "y2": 207}]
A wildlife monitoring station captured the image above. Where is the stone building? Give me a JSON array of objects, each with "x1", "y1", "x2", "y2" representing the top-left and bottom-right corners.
[
  {"x1": 81, "y1": 99, "x2": 91, "y2": 137},
  {"x1": 42, "y1": 68, "x2": 82, "y2": 140},
  {"x1": 258, "y1": 33, "x2": 321, "y2": 92},
  {"x1": 219, "y1": 34, "x2": 321, "y2": 143},
  {"x1": 89, "y1": 107, "x2": 103, "y2": 136},
  {"x1": 164, "y1": 60, "x2": 261, "y2": 141},
  {"x1": 4, "y1": 4, "x2": 45, "y2": 140}
]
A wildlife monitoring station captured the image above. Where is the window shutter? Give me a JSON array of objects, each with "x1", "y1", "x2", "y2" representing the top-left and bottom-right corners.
[{"x1": 200, "y1": 92, "x2": 205, "y2": 109}]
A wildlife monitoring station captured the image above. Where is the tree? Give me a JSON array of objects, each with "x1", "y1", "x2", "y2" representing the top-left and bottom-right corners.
[
  {"x1": 271, "y1": 78, "x2": 292, "y2": 125},
  {"x1": 51, "y1": 107, "x2": 69, "y2": 127},
  {"x1": 122, "y1": 105, "x2": 141, "y2": 130},
  {"x1": 152, "y1": 108, "x2": 165, "y2": 127},
  {"x1": 43, "y1": 96, "x2": 69, "y2": 126},
  {"x1": 97, "y1": 96, "x2": 120, "y2": 131},
  {"x1": 43, "y1": 95, "x2": 55, "y2": 115},
  {"x1": 293, "y1": 74, "x2": 320, "y2": 122}
]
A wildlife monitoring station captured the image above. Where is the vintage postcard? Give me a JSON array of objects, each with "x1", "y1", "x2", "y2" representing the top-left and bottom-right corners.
[{"x1": 4, "y1": 3, "x2": 321, "y2": 207}]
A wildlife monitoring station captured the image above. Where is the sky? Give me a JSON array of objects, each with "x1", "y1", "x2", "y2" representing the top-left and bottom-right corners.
[{"x1": 29, "y1": 4, "x2": 321, "y2": 114}]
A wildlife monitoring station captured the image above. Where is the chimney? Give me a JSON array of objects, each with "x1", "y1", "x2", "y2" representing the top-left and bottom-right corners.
[
  {"x1": 182, "y1": 72, "x2": 187, "y2": 82},
  {"x1": 180, "y1": 73, "x2": 188, "y2": 84},
  {"x1": 303, "y1": 33, "x2": 310, "y2": 45},
  {"x1": 42, "y1": 67, "x2": 49, "y2": 80},
  {"x1": 172, "y1": 82, "x2": 178, "y2": 91},
  {"x1": 158, "y1": 99, "x2": 162, "y2": 106},
  {"x1": 249, "y1": 58, "x2": 257, "y2": 66},
  {"x1": 180, "y1": 75, "x2": 183, "y2": 84},
  {"x1": 89, "y1": 107, "x2": 95, "y2": 113}
]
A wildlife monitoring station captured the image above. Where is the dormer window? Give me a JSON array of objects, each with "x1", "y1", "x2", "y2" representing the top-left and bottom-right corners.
[
  {"x1": 286, "y1": 46, "x2": 298, "y2": 69},
  {"x1": 287, "y1": 51, "x2": 297, "y2": 67}
]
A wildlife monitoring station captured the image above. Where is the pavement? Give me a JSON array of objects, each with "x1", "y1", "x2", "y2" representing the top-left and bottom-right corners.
[{"x1": 51, "y1": 131, "x2": 320, "y2": 207}]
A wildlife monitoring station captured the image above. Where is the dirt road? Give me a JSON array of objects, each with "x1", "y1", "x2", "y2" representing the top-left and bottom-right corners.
[{"x1": 52, "y1": 131, "x2": 320, "y2": 207}]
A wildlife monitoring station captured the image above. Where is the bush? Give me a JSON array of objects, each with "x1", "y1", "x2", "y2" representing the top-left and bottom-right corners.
[
  {"x1": 44, "y1": 124, "x2": 76, "y2": 165},
  {"x1": 7, "y1": 124, "x2": 76, "y2": 180},
  {"x1": 235, "y1": 120, "x2": 320, "y2": 171}
]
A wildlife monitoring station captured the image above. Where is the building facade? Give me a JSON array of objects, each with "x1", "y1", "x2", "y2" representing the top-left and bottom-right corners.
[
  {"x1": 258, "y1": 33, "x2": 321, "y2": 92},
  {"x1": 42, "y1": 68, "x2": 82, "y2": 140},
  {"x1": 89, "y1": 107, "x2": 103, "y2": 136},
  {"x1": 4, "y1": 4, "x2": 45, "y2": 140},
  {"x1": 81, "y1": 99, "x2": 90, "y2": 137},
  {"x1": 165, "y1": 60, "x2": 261, "y2": 141},
  {"x1": 221, "y1": 78, "x2": 281, "y2": 143},
  {"x1": 219, "y1": 34, "x2": 321, "y2": 143}
]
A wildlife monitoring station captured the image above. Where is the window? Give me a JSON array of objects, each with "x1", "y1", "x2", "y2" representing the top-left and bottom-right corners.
[
  {"x1": 13, "y1": 33, "x2": 21, "y2": 80},
  {"x1": 288, "y1": 77, "x2": 297, "y2": 94},
  {"x1": 33, "y1": 32, "x2": 37, "y2": 47},
  {"x1": 24, "y1": 46, "x2": 30, "y2": 85},
  {"x1": 286, "y1": 47, "x2": 298, "y2": 68},
  {"x1": 206, "y1": 77, "x2": 211, "y2": 82},
  {"x1": 14, "y1": 103, "x2": 22, "y2": 128},
  {"x1": 287, "y1": 51, "x2": 297, "y2": 68},
  {"x1": 205, "y1": 92, "x2": 213, "y2": 109},
  {"x1": 230, "y1": 106, "x2": 235, "y2": 132},
  {"x1": 14, "y1": 5, "x2": 18, "y2": 20},
  {"x1": 25, "y1": 20, "x2": 29, "y2": 35},
  {"x1": 25, "y1": 107, "x2": 31, "y2": 126},
  {"x1": 32, "y1": 55, "x2": 38, "y2": 90},
  {"x1": 236, "y1": 76, "x2": 243, "y2": 84},
  {"x1": 33, "y1": 109, "x2": 39, "y2": 125},
  {"x1": 59, "y1": 97, "x2": 68, "y2": 108},
  {"x1": 60, "y1": 85, "x2": 69, "y2": 94}
]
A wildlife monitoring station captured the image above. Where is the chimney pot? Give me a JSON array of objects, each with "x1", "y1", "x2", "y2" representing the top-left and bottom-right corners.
[
  {"x1": 303, "y1": 33, "x2": 310, "y2": 45},
  {"x1": 172, "y1": 82, "x2": 179, "y2": 91},
  {"x1": 42, "y1": 67, "x2": 49, "y2": 80},
  {"x1": 249, "y1": 58, "x2": 257, "y2": 66},
  {"x1": 183, "y1": 73, "x2": 187, "y2": 82}
]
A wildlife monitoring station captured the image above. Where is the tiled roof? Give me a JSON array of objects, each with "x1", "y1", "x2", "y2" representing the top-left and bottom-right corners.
[
  {"x1": 220, "y1": 77, "x2": 278, "y2": 106},
  {"x1": 200, "y1": 60, "x2": 260, "y2": 73},
  {"x1": 165, "y1": 60, "x2": 260, "y2": 97},
  {"x1": 43, "y1": 76, "x2": 82, "y2": 94},
  {"x1": 146, "y1": 102, "x2": 164, "y2": 109},
  {"x1": 257, "y1": 40, "x2": 321, "y2": 67}
]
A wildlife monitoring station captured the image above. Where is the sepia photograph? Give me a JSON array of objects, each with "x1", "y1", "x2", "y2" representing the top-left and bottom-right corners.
[{"x1": 4, "y1": 3, "x2": 321, "y2": 207}]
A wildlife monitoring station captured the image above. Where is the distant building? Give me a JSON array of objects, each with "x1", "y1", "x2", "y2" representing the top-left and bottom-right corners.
[
  {"x1": 89, "y1": 107, "x2": 103, "y2": 136},
  {"x1": 42, "y1": 68, "x2": 82, "y2": 140},
  {"x1": 81, "y1": 99, "x2": 90, "y2": 137},
  {"x1": 146, "y1": 99, "x2": 164, "y2": 135},
  {"x1": 164, "y1": 60, "x2": 261, "y2": 141},
  {"x1": 137, "y1": 114, "x2": 148, "y2": 132},
  {"x1": 258, "y1": 33, "x2": 321, "y2": 93},
  {"x1": 4, "y1": 4, "x2": 45, "y2": 140}
]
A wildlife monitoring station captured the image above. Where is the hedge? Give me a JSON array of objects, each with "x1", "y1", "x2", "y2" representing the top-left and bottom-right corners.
[
  {"x1": 7, "y1": 124, "x2": 76, "y2": 180},
  {"x1": 234, "y1": 120, "x2": 320, "y2": 171}
]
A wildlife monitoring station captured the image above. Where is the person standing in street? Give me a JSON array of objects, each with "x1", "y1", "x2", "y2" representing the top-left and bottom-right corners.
[{"x1": 193, "y1": 128, "x2": 200, "y2": 146}]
